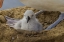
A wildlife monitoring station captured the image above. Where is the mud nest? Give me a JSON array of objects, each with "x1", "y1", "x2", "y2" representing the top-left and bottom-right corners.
[{"x1": 0, "y1": 6, "x2": 64, "y2": 42}]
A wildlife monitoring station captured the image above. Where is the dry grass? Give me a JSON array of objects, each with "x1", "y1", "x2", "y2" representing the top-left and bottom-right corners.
[{"x1": 0, "y1": 6, "x2": 64, "y2": 42}]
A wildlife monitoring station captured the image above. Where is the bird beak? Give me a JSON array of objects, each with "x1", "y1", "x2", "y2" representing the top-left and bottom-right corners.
[{"x1": 27, "y1": 16, "x2": 30, "y2": 23}]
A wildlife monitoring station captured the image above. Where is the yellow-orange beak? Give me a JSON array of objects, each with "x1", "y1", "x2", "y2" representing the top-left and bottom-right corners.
[{"x1": 0, "y1": 0, "x2": 4, "y2": 8}]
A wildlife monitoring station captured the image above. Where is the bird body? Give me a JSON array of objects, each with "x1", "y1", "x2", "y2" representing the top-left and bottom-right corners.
[
  {"x1": 14, "y1": 10, "x2": 43, "y2": 31},
  {"x1": 21, "y1": 17, "x2": 43, "y2": 31},
  {"x1": 6, "y1": 10, "x2": 43, "y2": 32}
]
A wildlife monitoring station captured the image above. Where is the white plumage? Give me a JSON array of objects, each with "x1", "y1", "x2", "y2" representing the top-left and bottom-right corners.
[{"x1": 6, "y1": 10, "x2": 43, "y2": 32}]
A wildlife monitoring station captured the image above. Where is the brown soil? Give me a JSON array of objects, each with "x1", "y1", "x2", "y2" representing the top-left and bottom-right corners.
[{"x1": 0, "y1": 6, "x2": 64, "y2": 42}]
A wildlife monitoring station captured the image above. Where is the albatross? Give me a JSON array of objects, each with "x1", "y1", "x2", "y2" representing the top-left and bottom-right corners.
[{"x1": 5, "y1": 10, "x2": 43, "y2": 32}]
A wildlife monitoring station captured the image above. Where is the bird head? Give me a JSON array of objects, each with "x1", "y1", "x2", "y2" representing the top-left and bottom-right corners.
[{"x1": 23, "y1": 10, "x2": 36, "y2": 23}]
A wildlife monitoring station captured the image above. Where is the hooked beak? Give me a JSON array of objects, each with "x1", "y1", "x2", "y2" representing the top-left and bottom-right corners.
[{"x1": 27, "y1": 16, "x2": 30, "y2": 23}]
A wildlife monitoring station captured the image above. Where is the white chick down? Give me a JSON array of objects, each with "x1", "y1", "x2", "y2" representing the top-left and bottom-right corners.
[
  {"x1": 14, "y1": 10, "x2": 43, "y2": 32},
  {"x1": 6, "y1": 10, "x2": 43, "y2": 32}
]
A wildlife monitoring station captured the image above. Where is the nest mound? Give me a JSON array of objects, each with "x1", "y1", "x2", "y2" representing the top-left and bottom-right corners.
[{"x1": 0, "y1": 6, "x2": 64, "y2": 42}]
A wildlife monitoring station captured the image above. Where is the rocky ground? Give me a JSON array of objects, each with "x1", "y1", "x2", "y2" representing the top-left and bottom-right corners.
[{"x1": 0, "y1": 6, "x2": 64, "y2": 42}]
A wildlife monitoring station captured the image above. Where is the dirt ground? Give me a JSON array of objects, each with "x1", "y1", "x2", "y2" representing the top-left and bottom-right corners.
[{"x1": 0, "y1": 6, "x2": 64, "y2": 42}]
